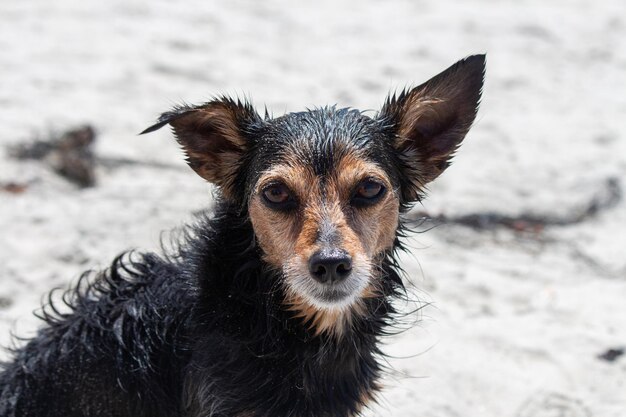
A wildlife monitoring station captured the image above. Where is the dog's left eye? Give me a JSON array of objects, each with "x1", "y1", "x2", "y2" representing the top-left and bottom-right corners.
[
  {"x1": 352, "y1": 179, "x2": 386, "y2": 207},
  {"x1": 262, "y1": 183, "x2": 296, "y2": 210}
]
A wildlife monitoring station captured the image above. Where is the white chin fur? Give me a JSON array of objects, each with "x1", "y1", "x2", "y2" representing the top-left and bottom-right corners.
[{"x1": 283, "y1": 254, "x2": 371, "y2": 310}]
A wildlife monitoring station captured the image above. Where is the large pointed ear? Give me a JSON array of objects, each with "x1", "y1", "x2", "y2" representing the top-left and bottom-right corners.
[
  {"x1": 379, "y1": 55, "x2": 485, "y2": 201},
  {"x1": 141, "y1": 97, "x2": 262, "y2": 199}
]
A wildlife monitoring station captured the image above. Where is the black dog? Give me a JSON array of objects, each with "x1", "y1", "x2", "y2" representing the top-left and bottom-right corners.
[{"x1": 0, "y1": 55, "x2": 484, "y2": 417}]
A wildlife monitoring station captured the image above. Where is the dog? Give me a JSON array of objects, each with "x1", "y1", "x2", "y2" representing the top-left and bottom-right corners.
[{"x1": 0, "y1": 55, "x2": 484, "y2": 417}]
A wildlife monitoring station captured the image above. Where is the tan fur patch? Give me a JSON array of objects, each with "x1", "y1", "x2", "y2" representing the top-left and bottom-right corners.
[
  {"x1": 249, "y1": 197, "x2": 299, "y2": 267},
  {"x1": 249, "y1": 163, "x2": 317, "y2": 266},
  {"x1": 332, "y1": 153, "x2": 399, "y2": 256}
]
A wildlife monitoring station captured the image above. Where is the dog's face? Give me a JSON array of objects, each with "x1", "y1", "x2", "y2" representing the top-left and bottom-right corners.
[
  {"x1": 143, "y1": 55, "x2": 485, "y2": 335},
  {"x1": 247, "y1": 109, "x2": 402, "y2": 316}
]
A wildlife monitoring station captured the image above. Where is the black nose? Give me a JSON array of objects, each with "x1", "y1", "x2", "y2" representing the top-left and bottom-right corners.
[{"x1": 308, "y1": 249, "x2": 352, "y2": 284}]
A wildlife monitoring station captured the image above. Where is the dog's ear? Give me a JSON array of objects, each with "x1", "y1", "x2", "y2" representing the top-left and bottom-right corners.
[
  {"x1": 141, "y1": 97, "x2": 261, "y2": 198},
  {"x1": 379, "y1": 55, "x2": 485, "y2": 201}
]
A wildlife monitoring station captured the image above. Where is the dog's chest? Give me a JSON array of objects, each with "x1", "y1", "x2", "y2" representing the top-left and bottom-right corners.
[{"x1": 186, "y1": 331, "x2": 380, "y2": 417}]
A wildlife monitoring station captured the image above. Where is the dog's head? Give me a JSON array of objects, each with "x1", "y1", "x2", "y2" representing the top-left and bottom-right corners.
[{"x1": 143, "y1": 55, "x2": 485, "y2": 335}]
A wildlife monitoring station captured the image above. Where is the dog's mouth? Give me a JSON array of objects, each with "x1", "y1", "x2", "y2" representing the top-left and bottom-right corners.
[
  {"x1": 315, "y1": 287, "x2": 352, "y2": 303},
  {"x1": 296, "y1": 280, "x2": 366, "y2": 310}
]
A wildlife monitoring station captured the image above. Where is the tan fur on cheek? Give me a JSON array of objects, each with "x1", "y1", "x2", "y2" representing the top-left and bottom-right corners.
[
  {"x1": 349, "y1": 197, "x2": 399, "y2": 257},
  {"x1": 250, "y1": 163, "x2": 317, "y2": 266},
  {"x1": 331, "y1": 153, "x2": 400, "y2": 257},
  {"x1": 372, "y1": 196, "x2": 400, "y2": 255},
  {"x1": 248, "y1": 197, "x2": 299, "y2": 267}
]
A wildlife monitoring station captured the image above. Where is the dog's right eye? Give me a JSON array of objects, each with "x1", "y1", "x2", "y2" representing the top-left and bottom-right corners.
[
  {"x1": 261, "y1": 183, "x2": 296, "y2": 210},
  {"x1": 351, "y1": 179, "x2": 386, "y2": 208}
]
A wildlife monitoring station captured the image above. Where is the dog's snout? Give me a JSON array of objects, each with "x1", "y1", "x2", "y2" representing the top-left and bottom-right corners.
[{"x1": 308, "y1": 249, "x2": 352, "y2": 284}]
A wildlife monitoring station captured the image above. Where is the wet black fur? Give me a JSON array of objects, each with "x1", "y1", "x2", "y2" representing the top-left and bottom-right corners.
[
  {"x1": 0, "y1": 206, "x2": 403, "y2": 417},
  {"x1": 0, "y1": 55, "x2": 484, "y2": 417}
]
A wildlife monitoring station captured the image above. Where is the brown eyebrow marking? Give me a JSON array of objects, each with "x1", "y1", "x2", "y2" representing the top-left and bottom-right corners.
[
  {"x1": 255, "y1": 162, "x2": 318, "y2": 200},
  {"x1": 331, "y1": 152, "x2": 394, "y2": 202}
]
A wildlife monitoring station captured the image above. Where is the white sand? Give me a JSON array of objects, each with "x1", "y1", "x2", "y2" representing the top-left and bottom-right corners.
[{"x1": 1, "y1": 0, "x2": 625, "y2": 416}]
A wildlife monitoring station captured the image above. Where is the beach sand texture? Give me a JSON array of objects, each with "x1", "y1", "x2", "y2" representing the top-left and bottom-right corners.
[{"x1": 1, "y1": 1, "x2": 625, "y2": 416}]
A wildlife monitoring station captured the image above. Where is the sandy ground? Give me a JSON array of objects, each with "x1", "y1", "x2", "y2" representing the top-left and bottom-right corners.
[{"x1": 1, "y1": 0, "x2": 626, "y2": 416}]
